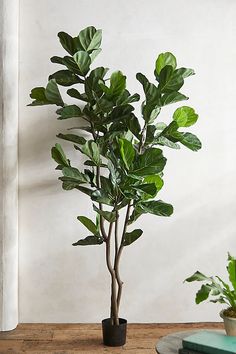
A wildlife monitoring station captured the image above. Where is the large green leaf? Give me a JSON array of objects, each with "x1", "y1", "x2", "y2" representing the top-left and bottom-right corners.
[
  {"x1": 77, "y1": 26, "x2": 102, "y2": 52},
  {"x1": 57, "y1": 133, "x2": 86, "y2": 145},
  {"x1": 28, "y1": 87, "x2": 51, "y2": 106},
  {"x1": 143, "y1": 175, "x2": 164, "y2": 192},
  {"x1": 126, "y1": 114, "x2": 141, "y2": 139},
  {"x1": 77, "y1": 216, "x2": 98, "y2": 235},
  {"x1": 196, "y1": 284, "x2": 213, "y2": 304},
  {"x1": 227, "y1": 255, "x2": 236, "y2": 292},
  {"x1": 73, "y1": 51, "x2": 91, "y2": 76},
  {"x1": 58, "y1": 32, "x2": 76, "y2": 55},
  {"x1": 93, "y1": 204, "x2": 116, "y2": 222},
  {"x1": 161, "y1": 92, "x2": 188, "y2": 106},
  {"x1": 49, "y1": 70, "x2": 83, "y2": 86},
  {"x1": 155, "y1": 52, "x2": 177, "y2": 75},
  {"x1": 45, "y1": 80, "x2": 64, "y2": 106},
  {"x1": 101, "y1": 71, "x2": 126, "y2": 100},
  {"x1": 123, "y1": 229, "x2": 143, "y2": 246},
  {"x1": 61, "y1": 166, "x2": 88, "y2": 183},
  {"x1": 56, "y1": 105, "x2": 82, "y2": 119},
  {"x1": 158, "y1": 64, "x2": 190, "y2": 93},
  {"x1": 136, "y1": 73, "x2": 160, "y2": 103},
  {"x1": 51, "y1": 56, "x2": 82, "y2": 75},
  {"x1": 81, "y1": 141, "x2": 101, "y2": 165},
  {"x1": 128, "y1": 206, "x2": 145, "y2": 225},
  {"x1": 67, "y1": 88, "x2": 88, "y2": 102},
  {"x1": 91, "y1": 189, "x2": 114, "y2": 206},
  {"x1": 131, "y1": 148, "x2": 166, "y2": 176},
  {"x1": 180, "y1": 132, "x2": 202, "y2": 151},
  {"x1": 133, "y1": 183, "x2": 157, "y2": 198},
  {"x1": 73, "y1": 235, "x2": 103, "y2": 246},
  {"x1": 173, "y1": 106, "x2": 198, "y2": 127},
  {"x1": 175, "y1": 67, "x2": 195, "y2": 79},
  {"x1": 51, "y1": 143, "x2": 69, "y2": 167},
  {"x1": 119, "y1": 138, "x2": 135, "y2": 169},
  {"x1": 140, "y1": 200, "x2": 173, "y2": 216},
  {"x1": 156, "y1": 136, "x2": 180, "y2": 149}
]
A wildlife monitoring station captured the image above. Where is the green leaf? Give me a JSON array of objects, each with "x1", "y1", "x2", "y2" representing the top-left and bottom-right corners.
[
  {"x1": 77, "y1": 216, "x2": 98, "y2": 235},
  {"x1": 102, "y1": 71, "x2": 126, "y2": 100},
  {"x1": 119, "y1": 138, "x2": 135, "y2": 169},
  {"x1": 173, "y1": 106, "x2": 198, "y2": 127},
  {"x1": 81, "y1": 141, "x2": 101, "y2": 165},
  {"x1": 155, "y1": 136, "x2": 180, "y2": 149},
  {"x1": 158, "y1": 64, "x2": 190, "y2": 93},
  {"x1": 62, "y1": 180, "x2": 81, "y2": 190},
  {"x1": 61, "y1": 166, "x2": 88, "y2": 182},
  {"x1": 77, "y1": 26, "x2": 102, "y2": 51},
  {"x1": 93, "y1": 204, "x2": 116, "y2": 222},
  {"x1": 90, "y1": 48, "x2": 102, "y2": 62},
  {"x1": 57, "y1": 133, "x2": 86, "y2": 145},
  {"x1": 73, "y1": 51, "x2": 91, "y2": 76},
  {"x1": 76, "y1": 186, "x2": 93, "y2": 196},
  {"x1": 73, "y1": 235, "x2": 103, "y2": 246},
  {"x1": 155, "y1": 52, "x2": 177, "y2": 75},
  {"x1": 49, "y1": 70, "x2": 83, "y2": 86},
  {"x1": 123, "y1": 229, "x2": 143, "y2": 246},
  {"x1": 143, "y1": 175, "x2": 164, "y2": 192},
  {"x1": 128, "y1": 206, "x2": 144, "y2": 224},
  {"x1": 45, "y1": 79, "x2": 64, "y2": 106},
  {"x1": 180, "y1": 132, "x2": 202, "y2": 151},
  {"x1": 51, "y1": 143, "x2": 69, "y2": 167},
  {"x1": 185, "y1": 271, "x2": 210, "y2": 282},
  {"x1": 175, "y1": 67, "x2": 195, "y2": 79},
  {"x1": 227, "y1": 256, "x2": 236, "y2": 292},
  {"x1": 158, "y1": 65, "x2": 174, "y2": 92},
  {"x1": 133, "y1": 183, "x2": 157, "y2": 198},
  {"x1": 132, "y1": 148, "x2": 166, "y2": 176},
  {"x1": 196, "y1": 284, "x2": 212, "y2": 304},
  {"x1": 161, "y1": 92, "x2": 188, "y2": 106},
  {"x1": 58, "y1": 32, "x2": 76, "y2": 55},
  {"x1": 56, "y1": 105, "x2": 82, "y2": 119},
  {"x1": 136, "y1": 73, "x2": 160, "y2": 103},
  {"x1": 140, "y1": 200, "x2": 173, "y2": 216},
  {"x1": 67, "y1": 88, "x2": 88, "y2": 102},
  {"x1": 126, "y1": 115, "x2": 141, "y2": 139},
  {"x1": 91, "y1": 189, "x2": 114, "y2": 206},
  {"x1": 28, "y1": 87, "x2": 51, "y2": 106}
]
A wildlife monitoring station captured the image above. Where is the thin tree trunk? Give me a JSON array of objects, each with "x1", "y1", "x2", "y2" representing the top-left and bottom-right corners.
[{"x1": 105, "y1": 222, "x2": 119, "y2": 325}]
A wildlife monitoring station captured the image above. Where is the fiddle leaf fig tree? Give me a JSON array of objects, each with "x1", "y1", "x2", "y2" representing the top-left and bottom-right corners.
[{"x1": 28, "y1": 26, "x2": 201, "y2": 326}]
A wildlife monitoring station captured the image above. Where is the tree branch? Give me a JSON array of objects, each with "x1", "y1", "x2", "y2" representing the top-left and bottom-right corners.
[{"x1": 114, "y1": 201, "x2": 131, "y2": 312}]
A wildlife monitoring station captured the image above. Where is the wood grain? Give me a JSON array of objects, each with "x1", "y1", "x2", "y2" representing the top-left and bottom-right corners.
[{"x1": 0, "y1": 323, "x2": 224, "y2": 353}]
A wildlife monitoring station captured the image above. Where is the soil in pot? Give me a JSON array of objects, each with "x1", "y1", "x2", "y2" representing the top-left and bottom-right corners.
[
  {"x1": 102, "y1": 318, "x2": 127, "y2": 347},
  {"x1": 223, "y1": 307, "x2": 236, "y2": 318}
]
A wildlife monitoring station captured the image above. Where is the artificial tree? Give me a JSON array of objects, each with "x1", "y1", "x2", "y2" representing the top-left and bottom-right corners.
[{"x1": 29, "y1": 26, "x2": 201, "y2": 345}]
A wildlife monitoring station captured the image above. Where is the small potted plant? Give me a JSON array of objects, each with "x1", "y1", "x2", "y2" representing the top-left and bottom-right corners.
[
  {"x1": 185, "y1": 253, "x2": 236, "y2": 336},
  {"x1": 29, "y1": 26, "x2": 201, "y2": 346}
]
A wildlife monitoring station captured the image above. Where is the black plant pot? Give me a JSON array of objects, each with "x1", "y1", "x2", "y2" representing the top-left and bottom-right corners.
[{"x1": 102, "y1": 318, "x2": 127, "y2": 347}]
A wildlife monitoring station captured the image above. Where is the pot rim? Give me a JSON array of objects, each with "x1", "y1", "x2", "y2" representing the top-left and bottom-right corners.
[{"x1": 220, "y1": 309, "x2": 236, "y2": 321}]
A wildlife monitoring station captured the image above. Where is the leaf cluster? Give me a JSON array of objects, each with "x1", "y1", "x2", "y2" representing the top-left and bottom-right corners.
[
  {"x1": 28, "y1": 26, "x2": 201, "y2": 247},
  {"x1": 185, "y1": 253, "x2": 236, "y2": 310}
]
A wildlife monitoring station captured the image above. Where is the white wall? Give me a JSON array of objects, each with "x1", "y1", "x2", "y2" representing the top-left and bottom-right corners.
[{"x1": 19, "y1": 0, "x2": 236, "y2": 323}]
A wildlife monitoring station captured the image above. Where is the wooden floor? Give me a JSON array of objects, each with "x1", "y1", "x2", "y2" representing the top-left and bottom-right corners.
[{"x1": 0, "y1": 323, "x2": 223, "y2": 354}]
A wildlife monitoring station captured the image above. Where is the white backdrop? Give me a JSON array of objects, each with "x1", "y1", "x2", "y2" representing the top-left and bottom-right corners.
[{"x1": 19, "y1": 0, "x2": 236, "y2": 323}]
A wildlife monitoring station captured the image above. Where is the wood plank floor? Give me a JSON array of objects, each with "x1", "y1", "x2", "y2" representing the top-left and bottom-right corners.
[{"x1": 0, "y1": 323, "x2": 223, "y2": 354}]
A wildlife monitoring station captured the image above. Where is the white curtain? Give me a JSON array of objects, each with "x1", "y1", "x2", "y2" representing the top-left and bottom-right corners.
[{"x1": 0, "y1": 0, "x2": 19, "y2": 331}]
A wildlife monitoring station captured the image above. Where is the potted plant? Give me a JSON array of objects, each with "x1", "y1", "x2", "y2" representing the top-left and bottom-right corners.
[
  {"x1": 185, "y1": 253, "x2": 236, "y2": 336},
  {"x1": 28, "y1": 26, "x2": 201, "y2": 346}
]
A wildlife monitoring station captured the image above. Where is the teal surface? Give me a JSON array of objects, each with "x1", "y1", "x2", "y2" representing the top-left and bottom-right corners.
[
  {"x1": 179, "y1": 348, "x2": 205, "y2": 354},
  {"x1": 183, "y1": 331, "x2": 236, "y2": 354}
]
